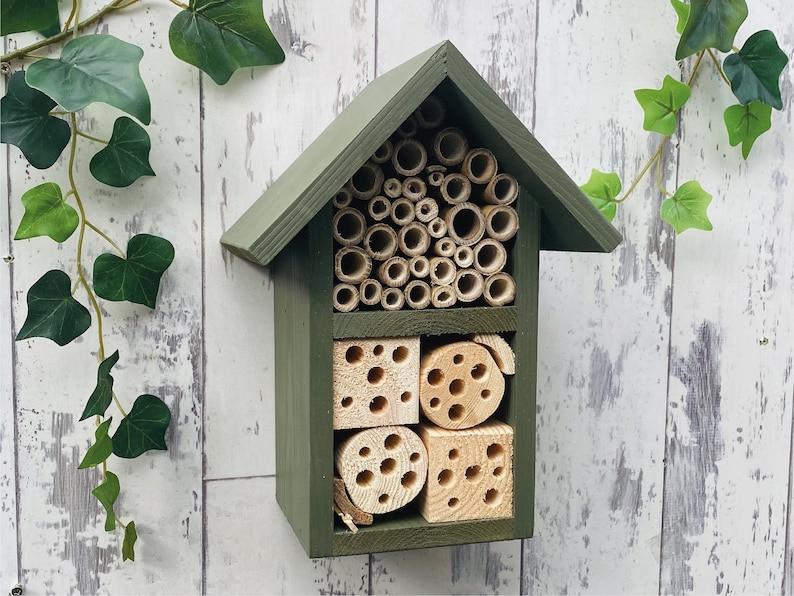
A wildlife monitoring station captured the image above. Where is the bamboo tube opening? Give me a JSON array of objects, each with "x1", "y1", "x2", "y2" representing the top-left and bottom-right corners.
[
  {"x1": 397, "y1": 115, "x2": 419, "y2": 138},
  {"x1": 440, "y1": 173, "x2": 472, "y2": 205},
  {"x1": 335, "y1": 246, "x2": 372, "y2": 284},
  {"x1": 378, "y1": 256, "x2": 410, "y2": 287},
  {"x1": 483, "y1": 273, "x2": 516, "y2": 306},
  {"x1": 381, "y1": 288, "x2": 405, "y2": 311},
  {"x1": 405, "y1": 280, "x2": 432, "y2": 310},
  {"x1": 402, "y1": 177, "x2": 427, "y2": 201},
  {"x1": 348, "y1": 161, "x2": 385, "y2": 200},
  {"x1": 364, "y1": 224, "x2": 399, "y2": 261},
  {"x1": 427, "y1": 217, "x2": 447, "y2": 238},
  {"x1": 390, "y1": 198, "x2": 416, "y2": 227},
  {"x1": 431, "y1": 284, "x2": 457, "y2": 309},
  {"x1": 399, "y1": 222, "x2": 431, "y2": 257},
  {"x1": 433, "y1": 128, "x2": 468, "y2": 166},
  {"x1": 409, "y1": 256, "x2": 430, "y2": 278},
  {"x1": 429, "y1": 257, "x2": 456, "y2": 286},
  {"x1": 414, "y1": 95, "x2": 446, "y2": 129},
  {"x1": 415, "y1": 198, "x2": 439, "y2": 223},
  {"x1": 427, "y1": 171, "x2": 445, "y2": 187},
  {"x1": 483, "y1": 205, "x2": 519, "y2": 242},
  {"x1": 454, "y1": 245, "x2": 475, "y2": 269},
  {"x1": 454, "y1": 269, "x2": 485, "y2": 303},
  {"x1": 333, "y1": 283, "x2": 359, "y2": 312},
  {"x1": 333, "y1": 207, "x2": 367, "y2": 246},
  {"x1": 433, "y1": 237, "x2": 456, "y2": 258},
  {"x1": 383, "y1": 177, "x2": 402, "y2": 198},
  {"x1": 359, "y1": 279, "x2": 383, "y2": 306},
  {"x1": 444, "y1": 202, "x2": 486, "y2": 246},
  {"x1": 462, "y1": 149, "x2": 498, "y2": 184},
  {"x1": 333, "y1": 187, "x2": 353, "y2": 209},
  {"x1": 368, "y1": 196, "x2": 391, "y2": 222},
  {"x1": 392, "y1": 139, "x2": 427, "y2": 176},
  {"x1": 371, "y1": 140, "x2": 393, "y2": 164},
  {"x1": 473, "y1": 239, "x2": 507, "y2": 275},
  {"x1": 484, "y1": 173, "x2": 519, "y2": 205}
]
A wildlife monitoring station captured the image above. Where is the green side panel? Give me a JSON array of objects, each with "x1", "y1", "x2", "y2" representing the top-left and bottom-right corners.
[
  {"x1": 273, "y1": 206, "x2": 335, "y2": 557},
  {"x1": 333, "y1": 306, "x2": 517, "y2": 339}
]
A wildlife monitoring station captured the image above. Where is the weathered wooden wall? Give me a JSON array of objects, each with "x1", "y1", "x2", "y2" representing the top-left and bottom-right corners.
[{"x1": 1, "y1": 0, "x2": 792, "y2": 593}]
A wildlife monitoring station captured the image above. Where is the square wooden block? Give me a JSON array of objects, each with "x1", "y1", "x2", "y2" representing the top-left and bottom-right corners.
[
  {"x1": 417, "y1": 420, "x2": 513, "y2": 523},
  {"x1": 333, "y1": 337, "x2": 421, "y2": 430}
]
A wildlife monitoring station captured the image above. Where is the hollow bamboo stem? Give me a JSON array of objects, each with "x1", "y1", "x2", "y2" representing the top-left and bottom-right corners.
[
  {"x1": 483, "y1": 272, "x2": 516, "y2": 306},
  {"x1": 431, "y1": 284, "x2": 457, "y2": 309},
  {"x1": 390, "y1": 198, "x2": 415, "y2": 227},
  {"x1": 440, "y1": 173, "x2": 472, "y2": 205},
  {"x1": 333, "y1": 283, "x2": 360, "y2": 312},
  {"x1": 381, "y1": 287, "x2": 405, "y2": 311},
  {"x1": 426, "y1": 217, "x2": 447, "y2": 239},
  {"x1": 472, "y1": 238, "x2": 507, "y2": 275},
  {"x1": 402, "y1": 177, "x2": 427, "y2": 201},
  {"x1": 433, "y1": 127, "x2": 468, "y2": 166},
  {"x1": 482, "y1": 205, "x2": 519, "y2": 242},
  {"x1": 367, "y1": 196, "x2": 391, "y2": 222},
  {"x1": 405, "y1": 280, "x2": 432, "y2": 310},
  {"x1": 371, "y1": 140, "x2": 393, "y2": 164},
  {"x1": 429, "y1": 256, "x2": 456, "y2": 286},
  {"x1": 383, "y1": 177, "x2": 403, "y2": 198},
  {"x1": 335, "y1": 246, "x2": 372, "y2": 284},
  {"x1": 364, "y1": 223, "x2": 399, "y2": 261},
  {"x1": 433, "y1": 237, "x2": 456, "y2": 258},
  {"x1": 453, "y1": 245, "x2": 474, "y2": 268},
  {"x1": 348, "y1": 161, "x2": 384, "y2": 200},
  {"x1": 415, "y1": 198, "x2": 439, "y2": 223},
  {"x1": 333, "y1": 187, "x2": 353, "y2": 209},
  {"x1": 414, "y1": 95, "x2": 446, "y2": 129},
  {"x1": 483, "y1": 173, "x2": 519, "y2": 206},
  {"x1": 359, "y1": 278, "x2": 383, "y2": 306},
  {"x1": 398, "y1": 222, "x2": 431, "y2": 257},
  {"x1": 409, "y1": 255, "x2": 430, "y2": 279},
  {"x1": 443, "y1": 202, "x2": 486, "y2": 246},
  {"x1": 378, "y1": 256, "x2": 410, "y2": 287},
  {"x1": 333, "y1": 207, "x2": 367, "y2": 246},
  {"x1": 462, "y1": 148, "x2": 498, "y2": 184},
  {"x1": 454, "y1": 269, "x2": 485, "y2": 303},
  {"x1": 392, "y1": 138, "x2": 427, "y2": 176}
]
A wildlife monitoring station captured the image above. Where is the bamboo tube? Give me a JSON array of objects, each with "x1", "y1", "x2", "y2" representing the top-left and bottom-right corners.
[
  {"x1": 483, "y1": 173, "x2": 519, "y2": 206},
  {"x1": 427, "y1": 217, "x2": 447, "y2": 239},
  {"x1": 367, "y1": 196, "x2": 391, "y2": 222},
  {"x1": 414, "y1": 95, "x2": 446, "y2": 129},
  {"x1": 433, "y1": 127, "x2": 468, "y2": 166},
  {"x1": 415, "y1": 198, "x2": 439, "y2": 223},
  {"x1": 392, "y1": 138, "x2": 427, "y2": 176},
  {"x1": 439, "y1": 173, "x2": 472, "y2": 205},
  {"x1": 399, "y1": 222, "x2": 431, "y2": 257},
  {"x1": 397, "y1": 115, "x2": 419, "y2": 138},
  {"x1": 333, "y1": 283, "x2": 359, "y2": 312},
  {"x1": 348, "y1": 160, "x2": 384, "y2": 200},
  {"x1": 378, "y1": 256, "x2": 410, "y2": 287},
  {"x1": 371, "y1": 139, "x2": 393, "y2": 164},
  {"x1": 443, "y1": 202, "x2": 486, "y2": 246},
  {"x1": 383, "y1": 177, "x2": 403, "y2": 198},
  {"x1": 405, "y1": 280, "x2": 432, "y2": 310},
  {"x1": 335, "y1": 246, "x2": 372, "y2": 284},
  {"x1": 402, "y1": 177, "x2": 426, "y2": 201},
  {"x1": 333, "y1": 187, "x2": 353, "y2": 209},
  {"x1": 332, "y1": 207, "x2": 367, "y2": 246},
  {"x1": 426, "y1": 164, "x2": 447, "y2": 174},
  {"x1": 473, "y1": 238, "x2": 508, "y2": 275},
  {"x1": 364, "y1": 223, "x2": 399, "y2": 261},
  {"x1": 431, "y1": 284, "x2": 457, "y2": 309},
  {"x1": 427, "y1": 170, "x2": 445, "y2": 187},
  {"x1": 381, "y1": 287, "x2": 405, "y2": 311},
  {"x1": 429, "y1": 256, "x2": 456, "y2": 286},
  {"x1": 433, "y1": 237, "x2": 455, "y2": 258},
  {"x1": 454, "y1": 268, "x2": 485, "y2": 303},
  {"x1": 482, "y1": 205, "x2": 519, "y2": 242},
  {"x1": 461, "y1": 148, "x2": 498, "y2": 184},
  {"x1": 409, "y1": 255, "x2": 430, "y2": 279},
  {"x1": 390, "y1": 198, "x2": 415, "y2": 227},
  {"x1": 359, "y1": 278, "x2": 383, "y2": 306},
  {"x1": 483, "y1": 272, "x2": 516, "y2": 306},
  {"x1": 453, "y1": 245, "x2": 474, "y2": 269}
]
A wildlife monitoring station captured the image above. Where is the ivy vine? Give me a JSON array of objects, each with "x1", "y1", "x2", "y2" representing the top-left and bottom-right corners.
[
  {"x1": 1, "y1": 0, "x2": 284, "y2": 561},
  {"x1": 581, "y1": 0, "x2": 788, "y2": 233}
]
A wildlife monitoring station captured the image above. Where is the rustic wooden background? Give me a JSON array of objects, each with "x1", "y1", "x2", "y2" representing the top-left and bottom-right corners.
[{"x1": 2, "y1": 0, "x2": 793, "y2": 593}]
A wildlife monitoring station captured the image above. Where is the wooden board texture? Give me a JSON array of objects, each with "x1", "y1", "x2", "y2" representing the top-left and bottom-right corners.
[{"x1": 2, "y1": 0, "x2": 793, "y2": 594}]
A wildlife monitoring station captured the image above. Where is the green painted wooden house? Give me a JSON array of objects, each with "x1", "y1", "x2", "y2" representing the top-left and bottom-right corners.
[{"x1": 220, "y1": 40, "x2": 621, "y2": 558}]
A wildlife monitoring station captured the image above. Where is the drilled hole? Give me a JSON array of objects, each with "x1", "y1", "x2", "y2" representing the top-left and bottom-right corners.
[
  {"x1": 359, "y1": 447, "x2": 371, "y2": 458},
  {"x1": 453, "y1": 354, "x2": 464, "y2": 364},
  {"x1": 368, "y1": 367, "x2": 385, "y2": 385},
  {"x1": 428, "y1": 369, "x2": 445, "y2": 386},
  {"x1": 378, "y1": 493, "x2": 390, "y2": 505},
  {"x1": 438, "y1": 469, "x2": 453, "y2": 486},
  {"x1": 465, "y1": 465, "x2": 482, "y2": 482},
  {"x1": 400, "y1": 391, "x2": 412, "y2": 403},
  {"x1": 410, "y1": 452, "x2": 420, "y2": 463},
  {"x1": 484, "y1": 488, "x2": 501, "y2": 506},
  {"x1": 392, "y1": 346, "x2": 409, "y2": 363},
  {"x1": 384, "y1": 433, "x2": 402, "y2": 450},
  {"x1": 373, "y1": 344, "x2": 384, "y2": 356},
  {"x1": 401, "y1": 471, "x2": 418, "y2": 489},
  {"x1": 341, "y1": 396, "x2": 353, "y2": 408},
  {"x1": 471, "y1": 363, "x2": 487, "y2": 380},
  {"x1": 487, "y1": 443, "x2": 504, "y2": 460},
  {"x1": 448, "y1": 404, "x2": 465, "y2": 422},
  {"x1": 429, "y1": 397, "x2": 441, "y2": 409},
  {"x1": 448, "y1": 497, "x2": 460, "y2": 508},
  {"x1": 356, "y1": 470, "x2": 374, "y2": 487},
  {"x1": 369, "y1": 396, "x2": 388, "y2": 415},
  {"x1": 449, "y1": 379, "x2": 465, "y2": 396},
  {"x1": 493, "y1": 466, "x2": 504, "y2": 477},
  {"x1": 380, "y1": 458, "x2": 397, "y2": 475},
  {"x1": 481, "y1": 389, "x2": 492, "y2": 400},
  {"x1": 345, "y1": 345, "x2": 364, "y2": 364},
  {"x1": 448, "y1": 449, "x2": 459, "y2": 460}
]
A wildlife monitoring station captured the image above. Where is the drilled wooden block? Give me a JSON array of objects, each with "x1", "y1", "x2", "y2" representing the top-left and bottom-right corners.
[
  {"x1": 336, "y1": 425, "x2": 428, "y2": 514},
  {"x1": 417, "y1": 420, "x2": 513, "y2": 523},
  {"x1": 333, "y1": 336, "x2": 421, "y2": 430}
]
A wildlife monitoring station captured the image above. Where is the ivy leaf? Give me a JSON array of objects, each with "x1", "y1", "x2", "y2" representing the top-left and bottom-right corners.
[
  {"x1": 660, "y1": 180, "x2": 714, "y2": 233},
  {"x1": 724, "y1": 101, "x2": 772, "y2": 159},
  {"x1": 1, "y1": 0, "x2": 59, "y2": 35},
  {"x1": 0, "y1": 71, "x2": 71, "y2": 169},
  {"x1": 92, "y1": 471, "x2": 120, "y2": 532},
  {"x1": 93, "y1": 234, "x2": 175, "y2": 309},
  {"x1": 16, "y1": 270, "x2": 91, "y2": 346},
  {"x1": 90, "y1": 117, "x2": 156, "y2": 187},
  {"x1": 723, "y1": 30, "x2": 788, "y2": 110},
  {"x1": 671, "y1": 0, "x2": 690, "y2": 35},
  {"x1": 78, "y1": 418, "x2": 114, "y2": 469},
  {"x1": 123, "y1": 521, "x2": 137, "y2": 561},
  {"x1": 15, "y1": 183, "x2": 79, "y2": 243},
  {"x1": 634, "y1": 75, "x2": 691, "y2": 135},
  {"x1": 80, "y1": 350, "x2": 121, "y2": 421},
  {"x1": 26, "y1": 35, "x2": 151, "y2": 125},
  {"x1": 112, "y1": 394, "x2": 171, "y2": 459},
  {"x1": 580, "y1": 169, "x2": 621, "y2": 222},
  {"x1": 676, "y1": 0, "x2": 747, "y2": 59},
  {"x1": 169, "y1": 0, "x2": 286, "y2": 85}
]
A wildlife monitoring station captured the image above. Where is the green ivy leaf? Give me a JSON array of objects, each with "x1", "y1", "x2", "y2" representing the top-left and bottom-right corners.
[
  {"x1": 92, "y1": 471, "x2": 120, "y2": 532},
  {"x1": 634, "y1": 75, "x2": 691, "y2": 135},
  {"x1": 1, "y1": 0, "x2": 59, "y2": 35},
  {"x1": 26, "y1": 35, "x2": 151, "y2": 125},
  {"x1": 723, "y1": 30, "x2": 788, "y2": 110},
  {"x1": 671, "y1": 0, "x2": 690, "y2": 35},
  {"x1": 169, "y1": 0, "x2": 286, "y2": 85},
  {"x1": 93, "y1": 234, "x2": 175, "y2": 309},
  {"x1": 112, "y1": 394, "x2": 171, "y2": 458},
  {"x1": 14, "y1": 183, "x2": 79, "y2": 243},
  {"x1": 580, "y1": 169, "x2": 621, "y2": 222},
  {"x1": 676, "y1": 0, "x2": 747, "y2": 59},
  {"x1": 78, "y1": 418, "x2": 114, "y2": 469},
  {"x1": 724, "y1": 100, "x2": 772, "y2": 159},
  {"x1": 123, "y1": 521, "x2": 137, "y2": 561},
  {"x1": 90, "y1": 117, "x2": 156, "y2": 187},
  {"x1": 16, "y1": 270, "x2": 91, "y2": 346},
  {"x1": 660, "y1": 180, "x2": 714, "y2": 233},
  {"x1": 0, "y1": 71, "x2": 71, "y2": 169},
  {"x1": 81, "y1": 350, "x2": 121, "y2": 421}
]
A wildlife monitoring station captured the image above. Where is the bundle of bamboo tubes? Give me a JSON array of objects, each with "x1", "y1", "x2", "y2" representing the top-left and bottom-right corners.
[{"x1": 332, "y1": 95, "x2": 519, "y2": 312}]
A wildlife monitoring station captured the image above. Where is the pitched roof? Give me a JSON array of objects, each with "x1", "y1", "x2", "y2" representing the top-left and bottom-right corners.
[{"x1": 221, "y1": 40, "x2": 621, "y2": 266}]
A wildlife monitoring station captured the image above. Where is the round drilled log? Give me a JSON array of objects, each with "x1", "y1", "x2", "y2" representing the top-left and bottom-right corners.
[
  {"x1": 433, "y1": 237, "x2": 456, "y2": 258},
  {"x1": 378, "y1": 256, "x2": 410, "y2": 288},
  {"x1": 368, "y1": 196, "x2": 391, "y2": 222},
  {"x1": 429, "y1": 256, "x2": 456, "y2": 286},
  {"x1": 402, "y1": 177, "x2": 427, "y2": 201},
  {"x1": 433, "y1": 127, "x2": 468, "y2": 166},
  {"x1": 431, "y1": 284, "x2": 457, "y2": 309},
  {"x1": 473, "y1": 238, "x2": 508, "y2": 275},
  {"x1": 383, "y1": 177, "x2": 403, "y2": 198},
  {"x1": 409, "y1": 255, "x2": 430, "y2": 279},
  {"x1": 364, "y1": 223, "x2": 399, "y2": 261},
  {"x1": 390, "y1": 198, "x2": 415, "y2": 227},
  {"x1": 443, "y1": 202, "x2": 486, "y2": 246},
  {"x1": 454, "y1": 268, "x2": 484, "y2": 303},
  {"x1": 335, "y1": 246, "x2": 372, "y2": 284},
  {"x1": 415, "y1": 198, "x2": 439, "y2": 223},
  {"x1": 392, "y1": 138, "x2": 427, "y2": 176},
  {"x1": 483, "y1": 173, "x2": 519, "y2": 206},
  {"x1": 483, "y1": 272, "x2": 516, "y2": 307},
  {"x1": 333, "y1": 187, "x2": 353, "y2": 209},
  {"x1": 398, "y1": 222, "x2": 431, "y2": 258},
  {"x1": 440, "y1": 173, "x2": 472, "y2": 205},
  {"x1": 397, "y1": 115, "x2": 419, "y2": 138},
  {"x1": 405, "y1": 280, "x2": 432, "y2": 310},
  {"x1": 453, "y1": 245, "x2": 474, "y2": 268},
  {"x1": 427, "y1": 217, "x2": 447, "y2": 239},
  {"x1": 381, "y1": 287, "x2": 406, "y2": 311},
  {"x1": 461, "y1": 148, "x2": 498, "y2": 185},
  {"x1": 333, "y1": 207, "x2": 367, "y2": 246},
  {"x1": 468, "y1": 332, "x2": 516, "y2": 375},
  {"x1": 371, "y1": 140, "x2": 393, "y2": 164},
  {"x1": 414, "y1": 94, "x2": 446, "y2": 129},
  {"x1": 333, "y1": 283, "x2": 359, "y2": 313},
  {"x1": 359, "y1": 278, "x2": 383, "y2": 306},
  {"x1": 348, "y1": 160, "x2": 384, "y2": 200},
  {"x1": 336, "y1": 426, "x2": 428, "y2": 514},
  {"x1": 482, "y1": 205, "x2": 519, "y2": 242}
]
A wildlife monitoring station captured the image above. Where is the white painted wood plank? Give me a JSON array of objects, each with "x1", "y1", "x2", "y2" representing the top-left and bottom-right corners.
[
  {"x1": 202, "y1": 0, "x2": 376, "y2": 481},
  {"x1": 660, "y1": 3, "x2": 794, "y2": 593},
  {"x1": 523, "y1": 2, "x2": 678, "y2": 593}
]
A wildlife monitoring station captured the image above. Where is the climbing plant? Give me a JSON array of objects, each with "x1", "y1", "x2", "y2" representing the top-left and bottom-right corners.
[
  {"x1": 581, "y1": 0, "x2": 788, "y2": 232},
  {"x1": 1, "y1": 0, "x2": 284, "y2": 561}
]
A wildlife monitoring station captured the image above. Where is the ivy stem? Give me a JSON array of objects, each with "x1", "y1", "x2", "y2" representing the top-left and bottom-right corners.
[
  {"x1": 73, "y1": 0, "x2": 82, "y2": 40},
  {"x1": 76, "y1": 130, "x2": 109, "y2": 145},
  {"x1": 167, "y1": 0, "x2": 190, "y2": 9},
  {"x1": 86, "y1": 221, "x2": 127, "y2": 257},
  {"x1": 707, "y1": 49, "x2": 731, "y2": 87},
  {"x1": 112, "y1": 391, "x2": 129, "y2": 417}
]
